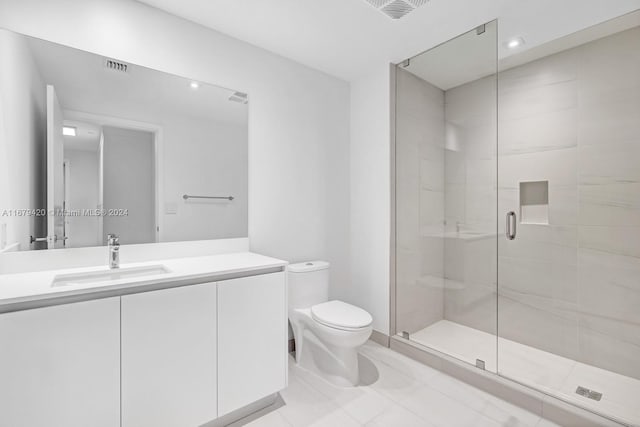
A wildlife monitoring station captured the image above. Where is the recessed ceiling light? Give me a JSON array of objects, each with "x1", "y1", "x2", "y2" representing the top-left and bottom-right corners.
[
  {"x1": 63, "y1": 126, "x2": 77, "y2": 136},
  {"x1": 190, "y1": 81, "x2": 199, "y2": 89},
  {"x1": 506, "y1": 37, "x2": 525, "y2": 49}
]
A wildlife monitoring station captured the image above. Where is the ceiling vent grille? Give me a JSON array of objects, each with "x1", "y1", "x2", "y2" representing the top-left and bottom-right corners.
[
  {"x1": 228, "y1": 92, "x2": 248, "y2": 104},
  {"x1": 104, "y1": 58, "x2": 129, "y2": 73},
  {"x1": 366, "y1": 0, "x2": 390, "y2": 6},
  {"x1": 364, "y1": 0, "x2": 429, "y2": 20}
]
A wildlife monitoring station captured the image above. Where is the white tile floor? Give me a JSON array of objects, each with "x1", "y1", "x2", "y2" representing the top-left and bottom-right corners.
[
  {"x1": 241, "y1": 341, "x2": 561, "y2": 427},
  {"x1": 411, "y1": 320, "x2": 640, "y2": 426}
]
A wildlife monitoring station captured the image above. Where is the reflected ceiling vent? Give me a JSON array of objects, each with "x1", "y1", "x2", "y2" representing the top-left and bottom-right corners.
[
  {"x1": 104, "y1": 58, "x2": 129, "y2": 73},
  {"x1": 228, "y1": 92, "x2": 248, "y2": 104},
  {"x1": 364, "y1": 0, "x2": 429, "y2": 20}
]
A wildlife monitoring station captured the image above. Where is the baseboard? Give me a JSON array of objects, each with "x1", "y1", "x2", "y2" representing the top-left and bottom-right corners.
[
  {"x1": 390, "y1": 336, "x2": 626, "y2": 427},
  {"x1": 202, "y1": 393, "x2": 282, "y2": 427},
  {"x1": 370, "y1": 330, "x2": 390, "y2": 347}
]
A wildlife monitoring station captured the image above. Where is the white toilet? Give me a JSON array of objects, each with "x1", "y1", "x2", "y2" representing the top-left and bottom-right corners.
[{"x1": 288, "y1": 261, "x2": 373, "y2": 387}]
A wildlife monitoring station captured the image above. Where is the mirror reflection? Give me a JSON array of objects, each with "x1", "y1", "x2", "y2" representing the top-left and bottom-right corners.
[{"x1": 0, "y1": 29, "x2": 248, "y2": 251}]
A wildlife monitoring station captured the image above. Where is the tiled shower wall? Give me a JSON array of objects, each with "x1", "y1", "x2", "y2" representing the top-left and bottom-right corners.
[
  {"x1": 443, "y1": 75, "x2": 497, "y2": 335},
  {"x1": 395, "y1": 68, "x2": 445, "y2": 335},
  {"x1": 395, "y1": 67, "x2": 497, "y2": 337},
  {"x1": 497, "y1": 26, "x2": 640, "y2": 380}
]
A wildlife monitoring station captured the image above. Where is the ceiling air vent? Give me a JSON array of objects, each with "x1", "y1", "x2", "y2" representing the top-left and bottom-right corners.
[
  {"x1": 364, "y1": 0, "x2": 429, "y2": 20},
  {"x1": 366, "y1": 0, "x2": 390, "y2": 6},
  {"x1": 104, "y1": 58, "x2": 129, "y2": 73},
  {"x1": 228, "y1": 92, "x2": 248, "y2": 104}
]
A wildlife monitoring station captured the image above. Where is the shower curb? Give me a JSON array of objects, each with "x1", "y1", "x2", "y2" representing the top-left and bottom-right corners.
[{"x1": 390, "y1": 336, "x2": 628, "y2": 427}]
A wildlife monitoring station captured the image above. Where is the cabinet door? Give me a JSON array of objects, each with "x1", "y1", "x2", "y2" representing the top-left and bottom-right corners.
[
  {"x1": 217, "y1": 272, "x2": 287, "y2": 416},
  {"x1": 0, "y1": 298, "x2": 120, "y2": 427},
  {"x1": 121, "y1": 282, "x2": 217, "y2": 427}
]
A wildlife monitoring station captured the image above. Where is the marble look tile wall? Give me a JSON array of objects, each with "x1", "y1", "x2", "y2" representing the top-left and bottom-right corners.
[
  {"x1": 396, "y1": 69, "x2": 498, "y2": 338},
  {"x1": 576, "y1": 27, "x2": 640, "y2": 380},
  {"x1": 497, "y1": 39, "x2": 581, "y2": 361},
  {"x1": 498, "y1": 27, "x2": 640, "y2": 380},
  {"x1": 395, "y1": 68, "x2": 446, "y2": 334},
  {"x1": 443, "y1": 76, "x2": 497, "y2": 336}
]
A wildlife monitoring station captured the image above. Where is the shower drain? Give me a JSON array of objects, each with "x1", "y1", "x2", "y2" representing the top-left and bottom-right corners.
[{"x1": 576, "y1": 386, "x2": 603, "y2": 401}]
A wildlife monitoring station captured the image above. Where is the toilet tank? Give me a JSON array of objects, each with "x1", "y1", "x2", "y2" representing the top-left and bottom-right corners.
[{"x1": 288, "y1": 261, "x2": 330, "y2": 310}]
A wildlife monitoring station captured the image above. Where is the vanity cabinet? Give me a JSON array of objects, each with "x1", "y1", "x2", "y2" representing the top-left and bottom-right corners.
[
  {"x1": 0, "y1": 298, "x2": 121, "y2": 427},
  {"x1": 121, "y1": 282, "x2": 217, "y2": 427},
  {"x1": 217, "y1": 272, "x2": 287, "y2": 416},
  {"x1": 0, "y1": 267, "x2": 287, "y2": 427}
]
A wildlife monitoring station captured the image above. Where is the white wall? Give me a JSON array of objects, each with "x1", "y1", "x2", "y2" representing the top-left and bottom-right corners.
[
  {"x1": 0, "y1": 30, "x2": 46, "y2": 251},
  {"x1": 349, "y1": 68, "x2": 391, "y2": 334},
  {"x1": 0, "y1": 0, "x2": 351, "y2": 291}
]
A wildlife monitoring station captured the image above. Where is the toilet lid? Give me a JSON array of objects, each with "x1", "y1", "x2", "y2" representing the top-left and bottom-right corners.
[{"x1": 311, "y1": 300, "x2": 373, "y2": 330}]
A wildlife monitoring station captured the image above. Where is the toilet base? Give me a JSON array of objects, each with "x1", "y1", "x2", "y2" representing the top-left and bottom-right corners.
[
  {"x1": 289, "y1": 307, "x2": 372, "y2": 387},
  {"x1": 296, "y1": 329, "x2": 363, "y2": 387}
]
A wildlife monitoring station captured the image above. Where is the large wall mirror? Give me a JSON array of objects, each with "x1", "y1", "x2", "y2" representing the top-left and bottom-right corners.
[{"x1": 0, "y1": 29, "x2": 248, "y2": 251}]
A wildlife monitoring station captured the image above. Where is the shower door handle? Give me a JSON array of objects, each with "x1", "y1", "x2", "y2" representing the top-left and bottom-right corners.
[{"x1": 505, "y1": 211, "x2": 517, "y2": 240}]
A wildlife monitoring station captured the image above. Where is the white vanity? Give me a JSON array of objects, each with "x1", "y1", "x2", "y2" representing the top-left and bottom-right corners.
[{"x1": 0, "y1": 252, "x2": 288, "y2": 427}]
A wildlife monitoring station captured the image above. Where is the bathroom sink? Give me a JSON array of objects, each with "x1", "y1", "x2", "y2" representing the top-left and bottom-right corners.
[{"x1": 51, "y1": 265, "x2": 170, "y2": 287}]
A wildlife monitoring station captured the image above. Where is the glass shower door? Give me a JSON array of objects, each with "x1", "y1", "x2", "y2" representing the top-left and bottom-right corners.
[
  {"x1": 496, "y1": 10, "x2": 640, "y2": 425},
  {"x1": 394, "y1": 21, "x2": 499, "y2": 373}
]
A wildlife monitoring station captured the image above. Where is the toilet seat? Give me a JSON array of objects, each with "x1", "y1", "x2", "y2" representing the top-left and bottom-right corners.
[{"x1": 311, "y1": 300, "x2": 373, "y2": 331}]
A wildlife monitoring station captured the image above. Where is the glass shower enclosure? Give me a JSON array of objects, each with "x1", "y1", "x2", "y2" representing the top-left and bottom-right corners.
[{"x1": 393, "y1": 11, "x2": 639, "y2": 426}]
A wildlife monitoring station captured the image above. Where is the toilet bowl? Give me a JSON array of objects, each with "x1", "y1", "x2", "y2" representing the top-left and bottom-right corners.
[{"x1": 288, "y1": 261, "x2": 373, "y2": 387}]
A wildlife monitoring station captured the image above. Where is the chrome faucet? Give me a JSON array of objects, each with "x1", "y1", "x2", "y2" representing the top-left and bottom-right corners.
[{"x1": 107, "y1": 234, "x2": 120, "y2": 269}]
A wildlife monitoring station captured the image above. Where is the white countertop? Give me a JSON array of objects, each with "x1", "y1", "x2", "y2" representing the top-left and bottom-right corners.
[{"x1": 0, "y1": 252, "x2": 287, "y2": 308}]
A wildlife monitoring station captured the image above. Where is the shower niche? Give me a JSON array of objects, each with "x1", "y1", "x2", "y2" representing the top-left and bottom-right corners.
[{"x1": 519, "y1": 181, "x2": 549, "y2": 224}]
